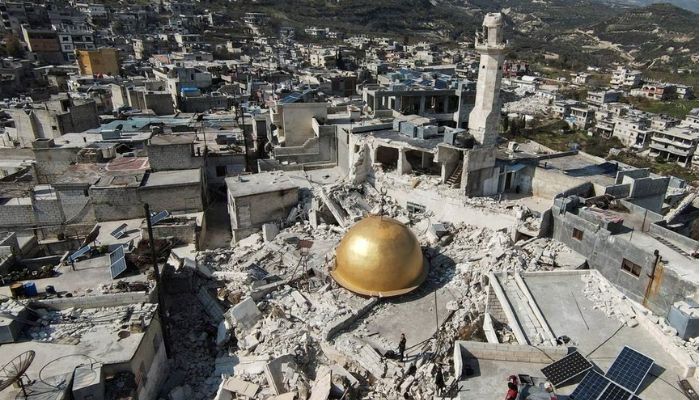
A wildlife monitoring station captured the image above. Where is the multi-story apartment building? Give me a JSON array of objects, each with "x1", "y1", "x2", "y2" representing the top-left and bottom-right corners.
[
  {"x1": 610, "y1": 66, "x2": 642, "y2": 88},
  {"x1": 649, "y1": 125, "x2": 698, "y2": 168},
  {"x1": 611, "y1": 115, "x2": 651, "y2": 149}
]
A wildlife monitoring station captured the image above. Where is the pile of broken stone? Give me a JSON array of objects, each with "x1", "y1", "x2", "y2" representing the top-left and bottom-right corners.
[
  {"x1": 192, "y1": 183, "x2": 583, "y2": 399},
  {"x1": 582, "y1": 272, "x2": 698, "y2": 362},
  {"x1": 26, "y1": 303, "x2": 157, "y2": 344}
]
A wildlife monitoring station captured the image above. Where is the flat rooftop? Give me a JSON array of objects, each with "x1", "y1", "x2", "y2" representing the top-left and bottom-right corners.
[
  {"x1": 142, "y1": 169, "x2": 201, "y2": 187},
  {"x1": 522, "y1": 271, "x2": 695, "y2": 400},
  {"x1": 0, "y1": 302, "x2": 157, "y2": 400},
  {"x1": 537, "y1": 153, "x2": 622, "y2": 188},
  {"x1": 226, "y1": 171, "x2": 298, "y2": 198},
  {"x1": 150, "y1": 133, "x2": 196, "y2": 145}
]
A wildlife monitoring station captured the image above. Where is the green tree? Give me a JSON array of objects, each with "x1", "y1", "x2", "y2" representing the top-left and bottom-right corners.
[{"x1": 4, "y1": 35, "x2": 24, "y2": 58}]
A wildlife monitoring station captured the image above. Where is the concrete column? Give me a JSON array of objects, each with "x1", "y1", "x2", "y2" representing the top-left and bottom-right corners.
[
  {"x1": 395, "y1": 96, "x2": 402, "y2": 112},
  {"x1": 421, "y1": 152, "x2": 431, "y2": 169},
  {"x1": 419, "y1": 96, "x2": 426, "y2": 114},
  {"x1": 443, "y1": 96, "x2": 450, "y2": 113},
  {"x1": 398, "y1": 149, "x2": 412, "y2": 175}
]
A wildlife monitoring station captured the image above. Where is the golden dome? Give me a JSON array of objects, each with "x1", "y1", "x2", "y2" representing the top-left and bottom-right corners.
[{"x1": 331, "y1": 215, "x2": 428, "y2": 297}]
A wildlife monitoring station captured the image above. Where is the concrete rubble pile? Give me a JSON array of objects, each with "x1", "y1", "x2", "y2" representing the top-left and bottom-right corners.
[
  {"x1": 191, "y1": 177, "x2": 603, "y2": 398},
  {"x1": 503, "y1": 94, "x2": 550, "y2": 116},
  {"x1": 582, "y1": 272, "x2": 698, "y2": 362},
  {"x1": 26, "y1": 303, "x2": 158, "y2": 344},
  {"x1": 519, "y1": 237, "x2": 586, "y2": 270}
]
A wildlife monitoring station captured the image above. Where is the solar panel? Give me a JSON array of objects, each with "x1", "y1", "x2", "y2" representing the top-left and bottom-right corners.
[
  {"x1": 110, "y1": 223, "x2": 128, "y2": 239},
  {"x1": 542, "y1": 351, "x2": 593, "y2": 387},
  {"x1": 605, "y1": 346, "x2": 654, "y2": 393},
  {"x1": 570, "y1": 371, "x2": 610, "y2": 400},
  {"x1": 598, "y1": 381, "x2": 635, "y2": 400},
  {"x1": 150, "y1": 210, "x2": 171, "y2": 226},
  {"x1": 69, "y1": 245, "x2": 92, "y2": 262},
  {"x1": 109, "y1": 246, "x2": 127, "y2": 279}
]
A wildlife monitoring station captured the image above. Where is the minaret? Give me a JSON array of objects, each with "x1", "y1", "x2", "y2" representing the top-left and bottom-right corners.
[{"x1": 468, "y1": 12, "x2": 507, "y2": 147}]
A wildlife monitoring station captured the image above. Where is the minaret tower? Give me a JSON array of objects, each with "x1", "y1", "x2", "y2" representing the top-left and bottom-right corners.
[{"x1": 468, "y1": 12, "x2": 507, "y2": 147}]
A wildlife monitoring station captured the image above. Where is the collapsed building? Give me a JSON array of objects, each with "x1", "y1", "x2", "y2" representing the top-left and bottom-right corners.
[{"x1": 0, "y1": 11, "x2": 696, "y2": 400}]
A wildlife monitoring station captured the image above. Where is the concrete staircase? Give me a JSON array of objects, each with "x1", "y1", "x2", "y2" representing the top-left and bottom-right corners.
[{"x1": 445, "y1": 164, "x2": 462, "y2": 188}]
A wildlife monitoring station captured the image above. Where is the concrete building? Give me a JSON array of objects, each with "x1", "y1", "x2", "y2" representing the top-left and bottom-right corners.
[
  {"x1": 56, "y1": 27, "x2": 96, "y2": 62},
  {"x1": 632, "y1": 83, "x2": 676, "y2": 101},
  {"x1": 0, "y1": 297, "x2": 168, "y2": 400},
  {"x1": 360, "y1": 78, "x2": 476, "y2": 129},
  {"x1": 153, "y1": 65, "x2": 213, "y2": 104},
  {"x1": 468, "y1": 13, "x2": 506, "y2": 147},
  {"x1": 612, "y1": 115, "x2": 651, "y2": 149},
  {"x1": 270, "y1": 102, "x2": 328, "y2": 147},
  {"x1": 568, "y1": 104, "x2": 594, "y2": 129},
  {"x1": 610, "y1": 66, "x2": 642, "y2": 88},
  {"x1": 76, "y1": 48, "x2": 120, "y2": 76},
  {"x1": 550, "y1": 195, "x2": 697, "y2": 317},
  {"x1": 649, "y1": 125, "x2": 698, "y2": 168},
  {"x1": 586, "y1": 89, "x2": 621, "y2": 106},
  {"x1": 3, "y1": 96, "x2": 100, "y2": 148},
  {"x1": 90, "y1": 167, "x2": 205, "y2": 221},
  {"x1": 20, "y1": 25, "x2": 64, "y2": 64},
  {"x1": 225, "y1": 172, "x2": 299, "y2": 242}
]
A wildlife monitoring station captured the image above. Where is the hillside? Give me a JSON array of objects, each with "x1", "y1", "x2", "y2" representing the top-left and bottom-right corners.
[
  {"x1": 590, "y1": 3, "x2": 699, "y2": 69},
  {"x1": 603, "y1": 0, "x2": 698, "y2": 13},
  {"x1": 208, "y1": 0, "x2": 698, "y2": 71}
]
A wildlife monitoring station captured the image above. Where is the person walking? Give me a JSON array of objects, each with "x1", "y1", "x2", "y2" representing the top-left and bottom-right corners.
[{"x1": 398, "y1": 333, "x2": 406, "y2": 361}]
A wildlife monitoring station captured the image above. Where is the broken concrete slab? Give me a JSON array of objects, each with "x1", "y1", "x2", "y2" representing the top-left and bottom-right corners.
[
  {"x1": 228, "y1": 297, "x2": 261, "y2": 330},
  {"x1": 232, "y1": 355, "x2": 270, "y2": 376},
  {"x1": 268, "y1": 394, "x2": 296, "y2": 400},
  {"x1": 216, "y1": 319, "x2": 231, "y2": 346},
  {"x1": 308, "y1": 371, "x2": 332, "y2": 400},
  {"x1": 197, "y1": 287, "x2": 226, "y2": 322},
  {"x1": 263, "y1": 223, "x2": 280, "y2": 242},
  {"x1": 264, "y1": 354, "x2": 298, "y2": 395},
  {"x1": 325, "y1": 297, "x2": 378, "y2": 340},
  {"x1": 221, "y1": 377, "x2": 259, "y2": 398},
  {"x1": 290, "y1": 289, "x2": 310, "y2": 310},
  {"x1": 213, "y1": 356, "x2": 237, "y2": 376}
]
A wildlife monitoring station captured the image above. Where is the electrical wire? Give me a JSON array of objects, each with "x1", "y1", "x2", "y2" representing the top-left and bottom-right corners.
[{"x1": 584, "y1": 323, "x2": 625, "y2": 358}]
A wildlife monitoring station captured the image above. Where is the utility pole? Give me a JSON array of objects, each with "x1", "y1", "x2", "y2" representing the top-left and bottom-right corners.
[{"x1": 144, "y1": 203, "x2": 172, "y2": 358}]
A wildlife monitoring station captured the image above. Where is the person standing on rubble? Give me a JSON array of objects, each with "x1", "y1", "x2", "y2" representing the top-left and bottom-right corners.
[
  {"x1": 398, "y1": 333, "x2": 406, "y2": 361},
  {"x1": 434, "y1": 365, "x2": 445, "y2": 396}
]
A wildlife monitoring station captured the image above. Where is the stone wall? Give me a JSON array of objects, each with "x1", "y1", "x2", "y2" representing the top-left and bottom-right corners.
[
  {"x1": 91, "y1": 182, "x2": 203, "y2": 221},
  {"x1": 531, "y1": 167, "x2": 590, "y2": 200},
  {"x1": 147, "y1": 143, "x2": 201, "y2": 172},
  {"x1": 33, "y1": 146, "x2": 81, "y2": 184},
  {"x1": 0, "y1": 199, "x2": 36, "y2": 227}
]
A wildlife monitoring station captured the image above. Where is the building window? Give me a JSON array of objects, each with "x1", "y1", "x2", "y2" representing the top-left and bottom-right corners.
[
  {"x1": 621, "y1": 258, "x2": 642, "y2": 278},
  {"x1": 572, "y1": 228, "x2": 583, "y2": 241}
]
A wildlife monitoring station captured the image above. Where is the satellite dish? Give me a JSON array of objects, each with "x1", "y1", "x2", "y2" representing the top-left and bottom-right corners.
[{"x1": 0, "y1": 350, "x2": 35, "y2": 396}]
